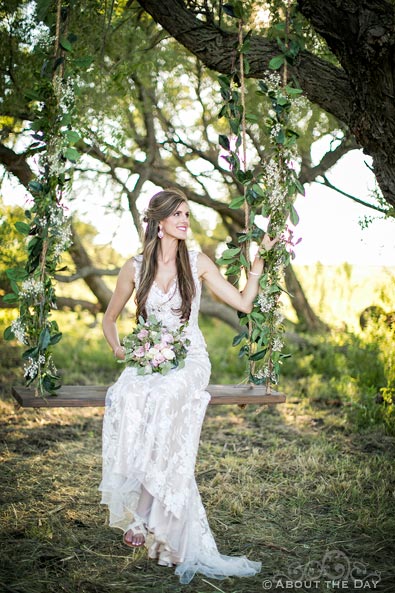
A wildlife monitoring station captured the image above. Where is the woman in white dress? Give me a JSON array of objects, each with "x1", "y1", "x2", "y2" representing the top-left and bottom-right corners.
[{"x1": 99, "y1": 188, "x2": 277, "y2": 584}]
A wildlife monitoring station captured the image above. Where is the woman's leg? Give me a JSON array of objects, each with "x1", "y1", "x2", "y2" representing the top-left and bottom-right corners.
[{"x1": 124, "y1": 485, "x2": 153, "y2": 545}]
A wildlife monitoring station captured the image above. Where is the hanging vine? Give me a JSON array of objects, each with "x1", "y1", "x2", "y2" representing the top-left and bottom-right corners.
[
  {"x1": 3, "y1": 2, "x2": 90, "y2": 395},
  {"x1": 217, "y1": 1, "x2": 303, "y2": 388}
]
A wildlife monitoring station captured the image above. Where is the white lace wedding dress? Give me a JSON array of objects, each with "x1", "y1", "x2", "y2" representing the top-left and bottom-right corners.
[{"x1": 98, "y1": 250, "x2": 261, "y2": 584}]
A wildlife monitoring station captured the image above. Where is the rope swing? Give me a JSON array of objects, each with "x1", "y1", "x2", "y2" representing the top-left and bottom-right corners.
[{"x1": 9, "y1": 0, "x2": 304, "y2": 408}]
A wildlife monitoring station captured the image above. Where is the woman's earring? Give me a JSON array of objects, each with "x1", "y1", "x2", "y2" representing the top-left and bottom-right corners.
[{"x1": 158, "y1": 226, "x2": 164, "y2": 239}]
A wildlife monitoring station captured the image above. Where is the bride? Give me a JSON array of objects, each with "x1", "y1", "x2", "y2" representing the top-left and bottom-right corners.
[{"x1": 99, "y1": 188, "x2": 277, "y2": 584}]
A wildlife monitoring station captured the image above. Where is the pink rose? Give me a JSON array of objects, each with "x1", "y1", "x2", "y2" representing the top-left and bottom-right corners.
[
  {"x1": 162, "y1": 333, "x2": 174, "y2": 344},
  {"x1": 137, "y1": 329, "x2": 149, "y2": 339},
  {"x1": 134, "y1": 346, "x2": 145, "y2": 358}
]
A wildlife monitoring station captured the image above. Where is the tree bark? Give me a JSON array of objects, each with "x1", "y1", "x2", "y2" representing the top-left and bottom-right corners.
[
  {"x1": 68, "y1": 224, "x2": 114, "y2": 311},
  {"x1": 137, "y1": 0, "x2": 395, "y2": 210}
]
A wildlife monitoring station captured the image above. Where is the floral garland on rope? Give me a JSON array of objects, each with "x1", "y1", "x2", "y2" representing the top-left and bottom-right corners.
[
  {"x1": 3, "y1": 2, "x2": 88, "y2": 395},
  {"x1": 217, "y1": 1, "x2": 303, "y2": 388}
]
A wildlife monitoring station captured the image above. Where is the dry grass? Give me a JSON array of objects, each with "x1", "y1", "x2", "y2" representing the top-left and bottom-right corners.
[{"x1": 1, "y1": 392, "x2": 394, "y2": 593}]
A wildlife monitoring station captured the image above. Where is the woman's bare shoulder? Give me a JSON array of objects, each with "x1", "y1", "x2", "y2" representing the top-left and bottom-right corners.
[{"x1": 196, "y1": 251, "x2": 216, "y2": 276}]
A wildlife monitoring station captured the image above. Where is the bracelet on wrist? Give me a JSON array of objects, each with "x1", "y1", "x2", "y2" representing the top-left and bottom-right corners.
[{"x1": 249, "y1": 270, "x2": 260, "y2": 276}]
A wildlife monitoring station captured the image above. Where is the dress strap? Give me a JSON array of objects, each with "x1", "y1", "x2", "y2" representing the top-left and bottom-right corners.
[{"x1": 188, "y1": 250, "x2": 199, "y2": 281}]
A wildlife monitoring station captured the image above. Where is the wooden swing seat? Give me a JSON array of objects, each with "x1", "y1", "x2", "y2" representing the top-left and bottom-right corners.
[{"x1": 11, "y1": 384, "x2": 286, "y2": 408}]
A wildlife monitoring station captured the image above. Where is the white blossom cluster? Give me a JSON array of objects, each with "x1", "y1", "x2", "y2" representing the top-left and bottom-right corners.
[
  {"x1": 24, "y1": 355, "x2": 46, "y2": 379},
  {"x1": 19, "y1": 278, "x2": 44, "y2": 299},
  {"x1": 11, "y1": 318, "x2": 27, "y2": 345},
  {"x1": 46, "y1": 140, "x2": 66, "y2": 177},
  {"x1": 48, "y1": 206, "x2": 73, "y2": 259},
  {"x1": 256, "y1": 365, "x2": 278, "y2": 383},
  {"x1": 262, "y1": 71, "x2": 282, "y2": 92},
  {"x1": 262, "y1": 158, "x2": 284, "y2": 208},
  {"x1": 272, "y1": 336, "x2": 283, "y2": 352},
  {"x1": 257, "y1": 292, "x2": 275, "y2": 313},
  {"x1": 53, "y1": 76, "x2": 76, "y2": 113}
]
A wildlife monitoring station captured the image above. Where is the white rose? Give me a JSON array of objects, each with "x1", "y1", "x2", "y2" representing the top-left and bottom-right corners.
[{"x1": 162, "y1": 348, "x2": 175, "y2": 360}]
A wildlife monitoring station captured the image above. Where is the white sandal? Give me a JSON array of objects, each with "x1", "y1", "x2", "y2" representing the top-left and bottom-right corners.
[{"x1": 123, "y1": 517, "x2": 147, "y2": 548}]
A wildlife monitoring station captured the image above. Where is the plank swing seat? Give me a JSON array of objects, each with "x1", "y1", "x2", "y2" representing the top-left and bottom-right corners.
[{"x1": 11, "y1": 384, "x2": 286, "y2": 408}]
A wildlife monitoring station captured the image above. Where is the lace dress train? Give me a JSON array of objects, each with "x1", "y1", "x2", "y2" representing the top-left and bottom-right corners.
[{"x1": 98, "y1": 251, "x2": 261, "y2": 584}]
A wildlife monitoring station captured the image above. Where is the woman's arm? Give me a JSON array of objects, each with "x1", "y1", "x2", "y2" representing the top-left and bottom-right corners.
[
  {"x1": 198, "y1": 236, "x2": 278, "y2": 314},
  {"x1": 102, "y1": 258, "x2": 136, "y2": 359}
]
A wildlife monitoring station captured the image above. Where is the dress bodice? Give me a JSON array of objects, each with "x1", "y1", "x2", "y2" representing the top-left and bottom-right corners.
[{"x1": 132, "y1": 250, "x2": 206, "y2": 352}]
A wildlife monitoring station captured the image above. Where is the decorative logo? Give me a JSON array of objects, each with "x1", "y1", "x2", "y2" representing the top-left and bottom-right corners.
[{"x1": 261, "y1": 549, "x2": 381, "y2": 590}]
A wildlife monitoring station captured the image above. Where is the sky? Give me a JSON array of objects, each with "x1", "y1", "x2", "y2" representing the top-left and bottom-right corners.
[{"x1": 2, "y1": 141, "x2": 394, "y2": 267}]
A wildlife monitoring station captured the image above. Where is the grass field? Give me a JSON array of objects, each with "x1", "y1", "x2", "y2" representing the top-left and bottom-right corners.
[{"x1": 1, "y1": 264, "x2": 395, "y2": 592}]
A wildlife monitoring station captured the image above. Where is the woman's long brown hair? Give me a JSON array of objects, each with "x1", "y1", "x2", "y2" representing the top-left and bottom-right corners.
[{"x1": 135, "y1": 188, "x2": 196, "y2": 321}]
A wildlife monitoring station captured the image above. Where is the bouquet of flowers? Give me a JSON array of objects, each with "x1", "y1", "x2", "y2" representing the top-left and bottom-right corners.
[{"x1": 119, "y1": 315, "x2": 190, "y2": 376}]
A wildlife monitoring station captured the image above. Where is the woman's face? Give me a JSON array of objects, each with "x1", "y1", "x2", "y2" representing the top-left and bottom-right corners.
[{"x1": 160, "y1": 201, "x2": 190, "y2": 240}]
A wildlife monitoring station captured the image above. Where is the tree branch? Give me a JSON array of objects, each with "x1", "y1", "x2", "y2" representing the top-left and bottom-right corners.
[
  {"x1": 317, "y1": 175, "x2": 389, "y2": 214},
  {"x1": 0, "y1": 143, "x2": 33, "y2": 187},
  {"x1": 137, "y1": 0, "x2": 353, "y2": 124}
]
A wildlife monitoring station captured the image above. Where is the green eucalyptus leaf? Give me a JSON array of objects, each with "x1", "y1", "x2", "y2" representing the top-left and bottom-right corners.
[
  {"x1": 252, "y1": 183, "x2": 265, "y2": 197},
  {"x1": 268, "y1": 55, "x2": 285, "y2": 70},
  {"x1": 221, "y1": 247, "x2": 241, "y2": 259},
  {"x1": 6, "y1": 268, "x2": 28, "y2": 281},
  {"x1": 10, "y1": 280, "x2": 20, "y2": 295},
  {"x1": 14, "y1": 221, "x2": 31, "y2": 235},
  {"x1": 2, "y1": 293, "x2": 19, "y2": 303},
  {"x1": 60, "y1": 38, "x2": 73, "y2": 52},
  {"x1": 229, "y1": 195, "x2": 245, "y2": 209},
  {"x1": 64, "y1": 147, "x2": 80, "y2": 162},
  {"x1": 218, "y1": 134, "x2": 230, "y2": 151},
  {"x1": 285, "y1": 85, "x2": 303, "y2": 95},
  {"x1": 73, "y1": 56, "x2": 94, "y2": 69},
  {"x1": 38, "y1": 327, "x2": 51, "y2": 350},
  {"x1": 64, "y1": 130, "x2": 81, "y2": 144},
  {"x1": 22, "y1": 347, "x2": 39, "y2": 360},
  {"x1": 49, "y1": 332, "x2": 62, "y2": 345},
  {"x1": 232, "y1": 329, "x2": 248, "y2": 346},
  {"x1": 249, "y1": 349, "x2": 267, "y2": 361},
  {"x1": 28, "y1": 180, "x2": 43, "y2": 194},
  {"x1": 3, "y1": 326, "x2": 15, "y2": 341},
  {"x1": 289, "y1": 204, "x2": 300, "y2": 225}
]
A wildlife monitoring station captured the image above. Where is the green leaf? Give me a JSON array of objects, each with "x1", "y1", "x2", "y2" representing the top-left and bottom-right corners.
[
  {"x1": 3, "y1": 326, "x2": 15, "y2": 341},
  {"x1": 6, "y1": 267, "x2": 28, "y2": 281},
  {"x1": 293, "y1": 177, "x2": 305, "y2": 195},
  {"x1": 64, "y1": 130, "x2": 80, "y2": 144},
  {"x1": 240, "y1": 253, "x2": 249, "y2": 269},
  {"x1": 28, "y1": 180, "x2": 43, "y2": 194},
  {"x1": 23, "y1": 347, "x2": 39, "y2": 360},
  {"x1": 285, "y1": 85, "x2": 303, "y2": 95},
  {"x1": 60, "y1": 38, "x2": 73, "y2": 52},
  {"x1": 49, "y1": 332, "x2": 62, "y2": 345},
  {"x1": 252, "y1": 183, "x2": 265, "y2": 197},
  {"x1": 268, "y1": 55, "x2": 285, "y2": 70},
  {"x1": 2, "y1": 293, "x2": 18, "y2": 303},
  {"x1": 289, "y1": 204, "x2": 299, "y2": 225},
  {"x1": 73, "y1": 56, "x2": 94, "y2": 69},
  {"x1": 14, "y1": 221, "x2": 31, "y2": 235},
  {"x1": 229, "y1": 195, "x2": 245, "y2": 209},
  {"x1": 232, "y1": 329, "x2": 248, "y2": 346},
  {"x1": 243, "y1": 56, "x2": 250, "y2": 75},
  {"x1": 38, "y1": 327, "x2": 51, "y2": 350},
  {"x1": 223, "y1": 1, "x2": 244, "y2": 19},
  {"x1": 218, "y1": 134, "x2": 230, "y2": 151},
  {"x1": 64, "y1": 147, "x2": 80, "y2": 162},
  {"x1": 250, "y1": 349, "x2": 267, "y2": 361},
  {"x1": 10, "y1": 280, "x2": 19, "y2": 295},
  {"x1": 221, "y1": 247, "x2": 241, "y2": 259},
  {"x1": 245, "y1": 113, "x2": 258, "y2": 123}
]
